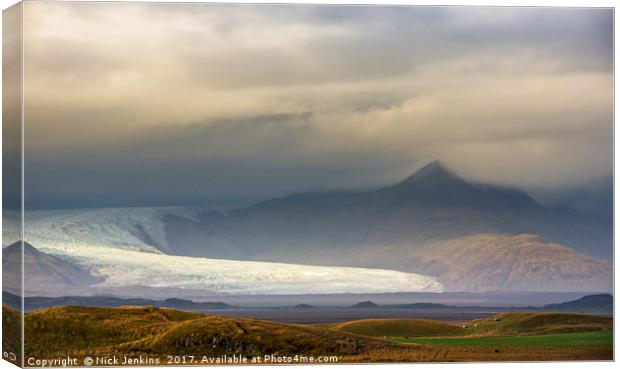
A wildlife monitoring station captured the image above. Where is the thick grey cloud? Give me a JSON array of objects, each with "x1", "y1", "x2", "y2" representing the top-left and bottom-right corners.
[{"x1": 18, "y1": 2, "x2": 613, "y2": 209}]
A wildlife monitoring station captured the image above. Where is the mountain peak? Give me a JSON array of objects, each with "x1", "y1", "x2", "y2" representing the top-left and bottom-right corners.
[
  {"x1": 351, "y1": 300, "x2": 379, "y2": 308},
  {"x1": 4, "y1": 240, "x2": 39, "y2": 255},
  {"x1": 399, "y1": 160, "x2": 462, "y2": 186},
  {"x1": 414, "y1": 160, "x2": 454, "y2": 176},
  {"x1": 374, "y1": 160, "x2": 487, "y2": 208}
]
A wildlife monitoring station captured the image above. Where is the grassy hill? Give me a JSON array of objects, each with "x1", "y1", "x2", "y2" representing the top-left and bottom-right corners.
[
  {"x1": 2, "y1": 304, "x2": 21, "y2": 363},
  {"x1": 332, "y1": 318, "x2": 464, "y2": 338},
  {"x1": 22, "y1": 305, "x2": 396, "y2": 359},
  {"x1": 390, "y1": 331, "x2": 613, "y2": 347},
  {"x1": 462, "y1": 312, "x2": 612, "y2": 336},
  {"x1": 5, "y1": 305, "x2": 612, "y2": 363},
  {"x1": 330, "y1": 312, "x2": 612, "y2": 339}
]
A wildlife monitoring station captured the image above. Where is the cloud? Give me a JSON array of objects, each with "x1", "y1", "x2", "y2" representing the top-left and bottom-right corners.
[{"x1": 19, "y1": 2, "x2": 613, "y2": 208}]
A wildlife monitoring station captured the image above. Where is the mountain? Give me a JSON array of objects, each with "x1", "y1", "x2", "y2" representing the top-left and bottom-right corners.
[
  {"x1": 162, "y1": 161, "x2": 611, "y2": 263},
  {"x1": 293, "y1": 303, "x2": 315, "y2": 309},
  {"x1": 20, "y1": 207, "x2": 202, "y2": 254},
  {"x1": 351, "y1": 301, "x2": 452, "y2": 309},
  {"x1": 159, "y1": 161, "x2": 612, "y2": 292},
  {"x1": 529, "y1": 176, "x2": 613, "y2": 220},
  {"x1": 412, "y1": 234, "x2": 612, "y2": 292},
  {"x1": 18, "y1": 161, "x2": 612, "y2": 293},
  {"x1": 371, "y1": 161, "x2": 544, "y2": 212},
  {"x1": 385, "y1": 303, "x2": 451, "y2": 309},
  {"x1": 2, "y1": 241, "x2": 102, "y2": 295},
  {"x1": 543, "y1": 294, "x2": 613, "y2": 313},
  {"x1": 1, "y1": 291, "x2": 20, "y2": 309},
  {"x1": 352, "y1": 301, "x2": 379, "y2": 308},
  {"x1": 160, "y1": 298, "x2": 231, "y2": 310},
  {"x1": 1, "y1": 291, "x2": 232, "y2": 312}
]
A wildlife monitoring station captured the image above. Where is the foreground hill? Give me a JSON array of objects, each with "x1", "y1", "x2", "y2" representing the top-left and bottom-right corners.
[
  {"x1": 20, "y1": 305, "x2": 400, "y2": 359},
  {"x1": 2, "y1": 304, "x2": 21, "y2": 363},
  {"x1": 464, "y1": 312, "x2": 613, "y2": 336},
  {"x1": 331, "y1": 312, "x2": 612, "y2": 338},
  {"x1": 6, "y1": 305, "x2": 611, "y2": 363},
  {"x1": 333, "y1": 318, "x2": 464, "y2": 338}
]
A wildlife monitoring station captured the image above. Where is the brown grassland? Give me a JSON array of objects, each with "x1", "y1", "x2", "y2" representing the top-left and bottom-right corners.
[{"x1": 2, "y1": 304, "x2": 613, "y2": 365}]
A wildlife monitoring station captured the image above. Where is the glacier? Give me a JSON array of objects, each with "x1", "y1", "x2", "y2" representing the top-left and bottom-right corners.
[
  {"x1": 22, "y1": 207, "x2": 202, "y2": 254},
  {"x1": 15, "y1": 207, "x2": 444, "y2": 295}
]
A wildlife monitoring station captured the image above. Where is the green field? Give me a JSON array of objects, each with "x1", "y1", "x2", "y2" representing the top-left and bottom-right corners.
[{"x1": 389, "y1": 330, "x2": 613, "y2": 347}]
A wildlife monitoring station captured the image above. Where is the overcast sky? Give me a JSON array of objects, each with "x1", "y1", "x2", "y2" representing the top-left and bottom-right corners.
[{"x1": 19, "y1": 2, "x2": 613, "y2": 209}]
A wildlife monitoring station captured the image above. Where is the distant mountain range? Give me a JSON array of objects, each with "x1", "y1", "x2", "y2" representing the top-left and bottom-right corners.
[
  {"x1": 164, "y1": 161, "x2": 611, "y2": 261},
  {"x1": 6, "y1": 161, "x2": 612, "y2": 294},
  {"x1": 351, "y1": 301, "x2": 380, "y2": 308},
  {"x1": 529, "y1": 176, "x2": 613, "y2": 220},
  {"x1": 161, "y1": 161, "x2": 612, "y2": 292},
  {"x1": 542, "y1": 294, "x2": 613, "y2": 313},
  {"x1": 2, "y1": 291, "x2": 232, "y2": 312},
  {"x1": 351, "y1": 301, "x2": 451, "y2": 309},
  {"x1": 5, "y1": 290, "x2": 610, "y2": 314},
  {"x1": 350, "y1": 293, "x2": 613, "y2": 313}
]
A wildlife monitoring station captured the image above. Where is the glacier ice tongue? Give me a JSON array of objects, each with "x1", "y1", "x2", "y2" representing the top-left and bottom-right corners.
[{"x1": 22, "y1": 208, "x2": 444, "y2": 295}]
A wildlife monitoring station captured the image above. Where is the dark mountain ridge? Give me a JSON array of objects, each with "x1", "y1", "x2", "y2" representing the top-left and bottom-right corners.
[
  {"x1": 163, "y1": 161, "x2": 611, "y2": 264},
  {"x1": 5, "y1": 291, "x2": 609, "y2": 314},
  {"x1": 350, "y1": 294, "x2": 613, "y2": 312},
  {"x1": 2, "y1": 291, "x2": 233, "y2": 312},
  {"x1": 529, "y1": 175, "x2": 613, "y2": 219},
  {"x1": 369, "y1": 161, "x2": 542, "y2": 212},
  {"x1": 351, "y1": 301, "x2": 380, "y2": 308},
  {"x1": 543, "y1": 294, "x2": 612, "y2": 313},
  {"x1": 240, "y1": 161, "x2": 545, "y2": 214}
]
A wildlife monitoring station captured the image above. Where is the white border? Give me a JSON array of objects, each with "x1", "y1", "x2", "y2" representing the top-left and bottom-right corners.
[
  {"x1": 0, "y1": 0, "x2": 616, "y2": 7},
  {"x1": 0, "y1": 1, "x2": 616, "y2": 369}
]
